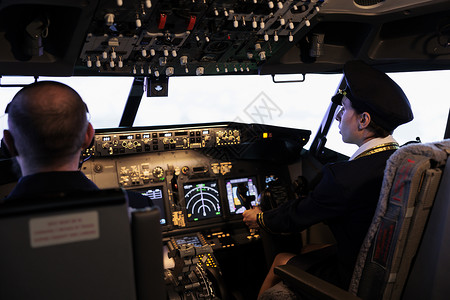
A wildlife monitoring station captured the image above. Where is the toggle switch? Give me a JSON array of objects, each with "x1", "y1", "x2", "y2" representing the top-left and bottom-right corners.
[
  {"x1": 259, "y1": 51, "x2": 266, "y2": 60},
  {"x1": 196, "y1": 67, "x2": 204, "y2": 76},
  {"x1": 136, "y1": 16, "x2": 142, "y2": 28},
  {"x1": 105, "y1": 13, "x2": 115, "y2": 26}
]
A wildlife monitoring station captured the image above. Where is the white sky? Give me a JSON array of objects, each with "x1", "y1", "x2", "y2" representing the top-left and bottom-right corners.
[{"x1": 0, "y1": 71, "x2": 449, "y2": 157}]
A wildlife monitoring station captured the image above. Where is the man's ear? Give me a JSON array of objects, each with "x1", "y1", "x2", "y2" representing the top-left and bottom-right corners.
[
  {"x1": 2, "y1": 130, "x2": 18, "y2": 157},
  {"x1": 358, "y1": 112, "x2": 371, "y2": 130},
  {"x1": 82, "y1": 123, "x2": 95, "y2": 150}
]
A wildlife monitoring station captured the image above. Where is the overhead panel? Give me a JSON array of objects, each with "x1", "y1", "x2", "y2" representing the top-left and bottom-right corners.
[{"x1": 76, "y1": 0, "x2": 326, "y2": 77}]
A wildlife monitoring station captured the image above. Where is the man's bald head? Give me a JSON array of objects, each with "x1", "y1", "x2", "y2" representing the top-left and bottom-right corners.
[{"x1": 7, "y1": 81, "x2": 89, "y2": 166}]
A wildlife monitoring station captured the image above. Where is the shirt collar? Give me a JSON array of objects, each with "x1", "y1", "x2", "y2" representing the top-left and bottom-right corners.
[{"x1": 349, "y1": 135, "x2": 398, "y2": 161}]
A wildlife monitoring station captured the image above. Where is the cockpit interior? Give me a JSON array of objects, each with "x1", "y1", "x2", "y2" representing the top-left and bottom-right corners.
[{"x1": 0, "y1": 0, "x2": 450, "y2": 299}]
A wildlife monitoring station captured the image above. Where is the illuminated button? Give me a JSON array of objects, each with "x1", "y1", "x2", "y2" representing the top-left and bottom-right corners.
[{"x1": 181, "y1": 166, "x2": 189, "y2": 175}]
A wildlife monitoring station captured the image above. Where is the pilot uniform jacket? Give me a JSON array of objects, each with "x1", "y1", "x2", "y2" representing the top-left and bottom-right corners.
[
  {"x1": 4, "y1": 171, "x2": 151, "y2": 208},
  {"x1": 261, "y1": 149, "x2": 397, "y2": 289}
]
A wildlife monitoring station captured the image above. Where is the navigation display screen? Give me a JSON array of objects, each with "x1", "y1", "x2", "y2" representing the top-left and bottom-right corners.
[
  {"x1": 175, "y1": 235, "x2": 203, "y2": 247},
  {"x1": 226, "y1": 177, "x2": 259, "y2": 214},
  {"x1": 136, "y1": 186, "x2": 167, "y2": 225},
  {"x1": 183, "y1": 180, "x2": 221, "y2": 222}
]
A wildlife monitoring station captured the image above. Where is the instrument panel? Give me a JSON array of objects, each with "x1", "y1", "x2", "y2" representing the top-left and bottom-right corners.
[
  {"x1": 87, "y1": 125, "x2": 241, "y2": 157},
  {"x1": 82, "y1": 122, "x2": 310, "y2": 237},
  {"x1": 74, "y1": 0, "x2": 327, "y2": 77}
]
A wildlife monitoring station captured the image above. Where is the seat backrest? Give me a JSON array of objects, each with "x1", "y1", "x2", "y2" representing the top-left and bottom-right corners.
[
  {"x1": 131, "y1": 207, "x2": 166, "y2": 300},
  {"x1": 0, "y1": 189, "x2": 137, "y2": 300},
  {"x1": 349, "y1": 140, "x2": 450, "y2": 300},
  {"x1": 401, "y1": 156, "x2": 450, "y2": 300}
]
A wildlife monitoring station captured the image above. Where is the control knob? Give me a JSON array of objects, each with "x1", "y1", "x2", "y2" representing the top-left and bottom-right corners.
[{"x1": 152, "y1": 166, "x2": 164, "y2": 178}]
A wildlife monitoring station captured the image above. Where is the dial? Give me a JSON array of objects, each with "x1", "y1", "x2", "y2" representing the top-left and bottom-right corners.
[{"x1": 152, "y1": 166, "x2": 164, "y2": 178}]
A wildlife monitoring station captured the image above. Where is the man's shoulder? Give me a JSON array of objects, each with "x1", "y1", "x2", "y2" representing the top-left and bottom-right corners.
[{"x1": 4, "y1": 171, "x2": 99, "y2": 201}]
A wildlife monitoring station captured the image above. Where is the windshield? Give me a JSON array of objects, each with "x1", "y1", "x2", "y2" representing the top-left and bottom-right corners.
[
  {"x1": 133, "y1": 74, "x2": 340, "y2": 130},
  {"x1": 0, "y1": 71, "x2": 448, "y2": 157}
]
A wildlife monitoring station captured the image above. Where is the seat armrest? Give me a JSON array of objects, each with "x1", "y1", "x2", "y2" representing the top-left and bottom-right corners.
[{"x1": 274, "y1": 265, "x2": 361, "y2": 300}]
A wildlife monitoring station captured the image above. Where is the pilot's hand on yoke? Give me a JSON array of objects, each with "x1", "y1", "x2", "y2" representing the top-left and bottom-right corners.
[{"x1": 243, "y1": 207, "x2": 262, "y2": 229}]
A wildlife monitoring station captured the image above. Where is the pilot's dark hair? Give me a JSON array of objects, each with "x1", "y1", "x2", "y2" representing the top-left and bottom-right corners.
[{"x1": 7, "y1": 81, "x2": 89, "y2": 165}]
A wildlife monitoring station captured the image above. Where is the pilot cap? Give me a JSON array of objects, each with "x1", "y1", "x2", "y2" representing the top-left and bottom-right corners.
[{"x1": 332, "y1": 60, "x2": 413, "y2": 132}]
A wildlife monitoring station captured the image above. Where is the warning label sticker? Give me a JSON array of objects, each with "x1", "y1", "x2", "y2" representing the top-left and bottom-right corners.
[
  {"x1": 372, "y1": 218, "x2": 396, "y2": 268},
  {"x1": 29, "y1": 211, "x2": 99, "y2": 248}
]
